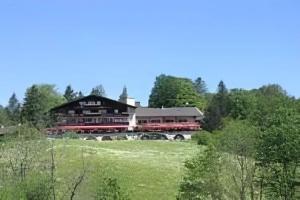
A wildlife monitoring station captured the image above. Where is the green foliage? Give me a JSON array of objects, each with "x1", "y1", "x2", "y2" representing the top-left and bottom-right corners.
[
  {"x1": 218, "y1": 120, "x2": 259, "y2": 200},
  {"x1": 119, "y1": 86, "x2": 128, "y2": 101},
  {"x1": 6, "y1": 124, "x2": 44, "y2": 141},
  {"x1": 149, "y1": 74, "x2": 206, "y2": 109},
  {"x1": 64, "y1": 84, "x2": 78, "y2": 102},
  {"x1": 203, "y1": 81, "x2": 230, "y2": 132},
  {"x1": 19, "y1": 175, "x2": 52, "y2": 200},
  {"x1": 0, "y1": 174, "x2": 52, "y2": 200},
  {"x1": 192, "y1": 131, "x2": 212, "y2": 145},
  {"x1": 94, "y1": 172, "x2": 129, "y2": 200},
  {"x1": 178, "y1": 144, "x2": 224, "y2": 200},
  {"x1": 63, "y1": 132, "x2": 80, "y2": 139},
  {"x1": 6, "y1": 93, "x2": 21, "y2": 124},
  {"x1": 256, "y1": 107, "x2": 300, "y2": 199},
  {"x1": 21, "y1": 84, "x2": 66, "y2": 128},
  {"x1": 228, "y1": 89, "x2": 257, "y2": 120},
  {"x1": 218, "y1": 120, "x2": 258, "y2": 157},
  {"x1": 91, "y1": 85, "x2": 106, "y2": 97},
  {"x1": 194, "y1": 77, "x2": 208, "y2": 95},
  {"x1": 78, "y1": 91, "x2": 84, "y2": 98},
  {"x1": 249, "y1": 85, "x2": 293, "y2": 130},
  {"x1": 0, "y1": 106, "x2": 11, "y2": 126}
]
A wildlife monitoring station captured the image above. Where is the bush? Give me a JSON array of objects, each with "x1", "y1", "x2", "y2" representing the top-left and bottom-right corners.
[
  {"x1": 92, "y1": 168, "x2": 129, "y2": 200},
  {"x1": 63, "y1": 132, "x2": 80, "y2": 139},
  {"x1": 0, "y1": 175, "x2": 52, "y2": 200},
  {"x1": 116, "y1": 135, "x2": 128, "y2": 140},
  {"x1": 86, "y1": 135, "x2": 97, "y2": 141},
  {"x1": 192, "y1": 131, "x2": 212, "y2": 145}
]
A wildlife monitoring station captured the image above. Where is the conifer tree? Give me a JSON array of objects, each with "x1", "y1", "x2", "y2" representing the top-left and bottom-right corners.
[
  {"x1": 91, "y1": 85, "x2": 106, "y2": 97},
  {"x1": 64, "y1": 85, "x2": 77, "y2": 102},
  {"x1": 119, "y1": 86, "x2": 128, "y2": 101},
  {"x1": 194, "y1": 77, "x2": 208, "y2": 94},
  {"x1": 203, "y1": 81, "x2": 230, "y2": 131},
  {"x1": 6, "y1": 93, "x2": 21, "y2": 123}
]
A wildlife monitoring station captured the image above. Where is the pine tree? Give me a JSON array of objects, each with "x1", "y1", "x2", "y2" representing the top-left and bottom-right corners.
[
  {"x1": 119, "y1": 86, "x2": 128, "y2": 101},
  {"x1": 21, "y1": 85, "x2": 44, "y2": 127},
  {"x1": 64, "y1": 85, "x2": 77, "y2": 102},
  {"x1": 194, "y1": 77, "x2": 208, "y2": 94},
  {"x1": 203, "y1": 81, "x2": 230, "y2": 131},
  {"x1": 77, "y1": 91, "x2": 84, "y2": 98},
  {"x1": 6, "y1": 93, "x2": 21, "y2": 123},
  {"x1": 91, "y1": 85, "x2": 106, "y2": 97},
  {"x1": 215, "y1": 81, "x2": 229, "y2": 116}
]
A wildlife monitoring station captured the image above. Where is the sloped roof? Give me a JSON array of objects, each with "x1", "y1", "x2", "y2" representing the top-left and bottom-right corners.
[
  {"x1": 136, "y1": 107, "x2": 204, "y2": 118},
  {"x1": 51, "y1": 95, "x2": 136, "y2": 111}
]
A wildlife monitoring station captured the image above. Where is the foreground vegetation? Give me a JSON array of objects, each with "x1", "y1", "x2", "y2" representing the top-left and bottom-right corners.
[{"x1": 0, "y1": 130, "x2": 200, "y2": 200}]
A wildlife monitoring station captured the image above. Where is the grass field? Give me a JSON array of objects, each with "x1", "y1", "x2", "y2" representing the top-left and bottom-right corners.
[{"x1": 53, "y1": 139, "x2": 202, "y2": 200}]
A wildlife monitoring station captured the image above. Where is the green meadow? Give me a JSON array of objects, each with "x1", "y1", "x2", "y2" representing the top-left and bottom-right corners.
[{"x1": 53, "y1": 140, "x2": 201, "y2": 200}]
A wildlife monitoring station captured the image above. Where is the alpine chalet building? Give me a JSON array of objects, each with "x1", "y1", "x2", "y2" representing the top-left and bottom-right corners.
[{"x1": 49, "y1": 95, "x2": 203, "y2": 133}]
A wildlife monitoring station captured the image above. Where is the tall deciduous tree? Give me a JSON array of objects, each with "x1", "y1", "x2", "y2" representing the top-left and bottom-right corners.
[
  {"x1": 91, "y1": 85, "x2": 106, "y2": 97},
  {"x1": 148, "y1": 74, "x2": 206, "y2": 109},
  {"x1": 64, "y1": 85, "x2": 77, "y2": 102},
  {"x1": 256, "y1": 107, "x2": 300, "y2": 200},
  {"x1": 218, "y1": 120, "x2": 259, "y2": 200}
]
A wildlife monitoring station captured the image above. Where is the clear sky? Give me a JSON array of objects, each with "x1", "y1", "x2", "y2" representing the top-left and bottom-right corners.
[{"x1": 0, "y1": 0, "x2": 299, "y2": 106}]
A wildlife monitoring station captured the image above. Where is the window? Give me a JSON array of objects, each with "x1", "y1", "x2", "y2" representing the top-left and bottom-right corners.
[
  {"x1": 179, "y1": 119, "x2": 188, "y2": 122},
  {"x1": 68, "y1": 110, "x2": 75, "y2": 114},
  {"x1": 114, "y1": 109, "x2": 119, "y2": 114},
  {"x1": 100, "y1": 109, "x2": 107, "y2": 114},
  {"x1": 150, "y1": 120, "x2": 161, "y2": 123},
  {"x1": 138, "y1": 120, "x2": 147, "y2": 124},
  {"x1": 83, "y1": 110, "x2": 91, "y2": 114},
  {"x1": 166, "y1": 120, "x2": 174, "y2": 123}
]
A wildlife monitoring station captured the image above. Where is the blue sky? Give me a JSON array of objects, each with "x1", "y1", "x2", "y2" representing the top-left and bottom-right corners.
[{"x1": 0, "y1": 0, "x2": 299, "y2": 106}]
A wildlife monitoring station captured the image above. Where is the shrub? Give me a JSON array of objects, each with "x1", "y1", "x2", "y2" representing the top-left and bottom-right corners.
[
  {"x1": 192, "y1": 131, "x2": 212, "y2": 145},
  {"x1": 63, "y1": 132, "x2": 80, "y2": 139},
  {"x1": 92, "y1": 168, "x2": 129, "y2": 200},
  {"x1": 0, "y1": 175, "x2": 52, "y2": 200},
  {"x1": 116, "y1": 135, "x2": 128, "y2": 140}
]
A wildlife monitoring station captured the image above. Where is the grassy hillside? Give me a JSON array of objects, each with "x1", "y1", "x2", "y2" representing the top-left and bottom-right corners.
[{"x1": 53, "y1": 140, "x2": 201, "y2": 200}]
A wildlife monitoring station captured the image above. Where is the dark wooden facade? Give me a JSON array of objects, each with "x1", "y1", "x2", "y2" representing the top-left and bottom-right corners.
[{"x1": 49, "y1": 95, "x2": 136, "y2": 133}]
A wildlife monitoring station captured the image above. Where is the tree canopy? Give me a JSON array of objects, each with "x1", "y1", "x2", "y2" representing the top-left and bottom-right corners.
[
  {"x1": 148, "y1": 75, "x2": 206, "y2": 109},
  {"x1": 64, "y1": 85, "x2": 78, "y2": 102},
  {"x1": 21, "y1": 84, "x2": 66, "y2": 128},
  {"x1": 119, "y1": 86, "x2": 128, "y2": 101},
  {"x1": 91, "y1": 85, "x2": 106, "y2": 97},
  {"x1": 194, "y1": 77, "x2": 208, "y2": 95}
]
